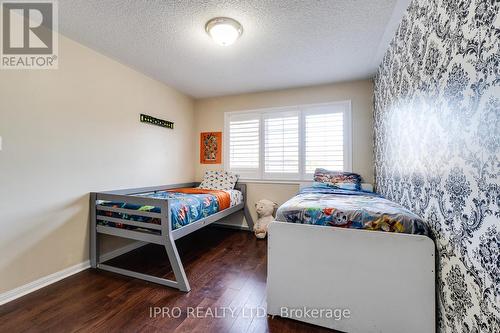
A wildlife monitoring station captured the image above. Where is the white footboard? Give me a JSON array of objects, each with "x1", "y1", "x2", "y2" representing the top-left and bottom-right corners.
[{"x1": 267, "y1": 222, "x2": 435, "y2": 333}]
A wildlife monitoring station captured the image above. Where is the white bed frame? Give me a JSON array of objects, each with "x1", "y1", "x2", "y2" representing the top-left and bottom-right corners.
[{"x1": 267, "y1": 222, "x2": 435, "y2": 333}]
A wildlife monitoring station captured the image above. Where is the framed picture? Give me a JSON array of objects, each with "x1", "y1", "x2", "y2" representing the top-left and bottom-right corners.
[{"x1": 200, "y1": 132, "x2": 222, "y2": 164}]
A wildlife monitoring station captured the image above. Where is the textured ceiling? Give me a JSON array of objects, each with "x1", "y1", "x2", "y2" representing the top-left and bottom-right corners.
[{"x1": 58, "y1": 0, "x2": 410, "y2": 98}]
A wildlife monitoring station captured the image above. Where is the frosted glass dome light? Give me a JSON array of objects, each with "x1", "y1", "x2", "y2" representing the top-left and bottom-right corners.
[{"x1": 205, "y1": 17, "x2": 243, "y2": 46}]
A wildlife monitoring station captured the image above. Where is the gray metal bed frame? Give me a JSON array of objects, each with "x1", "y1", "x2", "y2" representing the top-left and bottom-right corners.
[{"x1": 90, "y1": 182, "x2": 253, "y2": 292}]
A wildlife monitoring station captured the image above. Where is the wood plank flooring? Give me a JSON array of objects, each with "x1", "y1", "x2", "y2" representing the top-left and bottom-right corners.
[{"x1": 0, "y1": 227, "x2": 336, "y2": 333}]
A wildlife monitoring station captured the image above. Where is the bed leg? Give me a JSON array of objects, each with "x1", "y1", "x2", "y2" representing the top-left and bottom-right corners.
[
  {"x1": 240, "y1": 183, "x2": 254, "y2": 231},
  {"x1": 164, "y1": 235, "x2": 190, "y2": 292},
  {"x1": 243, "y1": 205, "x2": 254, "y2": 231},
  {"x1": 161, "y1": 200, "x2": 190, "y2": 292},
  {"x1": 90, "y1": 192, "x2": 99, "y2": 268}
]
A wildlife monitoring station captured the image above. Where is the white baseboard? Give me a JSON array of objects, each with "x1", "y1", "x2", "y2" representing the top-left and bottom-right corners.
[
  {"x1": 0, "y1": 262, "x2": 90, "y2": 306},
  {"x1": 0, "y1": 241, "x2": 145, "y2": 306}
]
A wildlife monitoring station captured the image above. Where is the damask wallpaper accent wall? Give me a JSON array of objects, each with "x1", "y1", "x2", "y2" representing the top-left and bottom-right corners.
[{"x1": 373, "y1": 0, "x2": 499, "y2": 332}]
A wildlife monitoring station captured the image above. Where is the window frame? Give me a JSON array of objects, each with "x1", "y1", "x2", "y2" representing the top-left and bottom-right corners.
[{"x1": 224, "y1": 100, "x2": 352, "y2": 181}]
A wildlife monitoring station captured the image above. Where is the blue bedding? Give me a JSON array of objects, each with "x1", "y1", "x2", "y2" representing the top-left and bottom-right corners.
[
  {"x1": 98, "y1": 191, "x2": 221, "y2": 231},
  {"x1": 276, "y1": 186, "x2": 429, "y2": 235}
]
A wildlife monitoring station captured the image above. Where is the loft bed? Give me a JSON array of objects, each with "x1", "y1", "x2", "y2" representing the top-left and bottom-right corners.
[{"x1": 89, "y1": 182, "x2": 252, "y2": 292}]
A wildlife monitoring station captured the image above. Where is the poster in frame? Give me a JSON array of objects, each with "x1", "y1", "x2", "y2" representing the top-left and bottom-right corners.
[{"x1": 200, "y1": 132, "x2": 222, "y2": 164}]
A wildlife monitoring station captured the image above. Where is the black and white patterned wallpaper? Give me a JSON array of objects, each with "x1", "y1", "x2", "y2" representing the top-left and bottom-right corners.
[{"x1": 373, "y1": 0, "x2": 499, "y2": 332}]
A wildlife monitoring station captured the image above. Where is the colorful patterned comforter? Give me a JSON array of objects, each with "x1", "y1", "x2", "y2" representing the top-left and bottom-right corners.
[
  {"x1": 97, "y1": 188, "x2": 242, "y2": 231},
  {"x1": 276, "y1": 186, "x2": 429, "y2": 235}
]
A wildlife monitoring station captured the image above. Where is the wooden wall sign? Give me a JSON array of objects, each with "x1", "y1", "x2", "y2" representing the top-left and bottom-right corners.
[
  {"x1": 200, "y1": 132, "x2": 222, "y2": 164},
  {"x1": 140, "y1": 114, "x2": 174, "y2": 129}
]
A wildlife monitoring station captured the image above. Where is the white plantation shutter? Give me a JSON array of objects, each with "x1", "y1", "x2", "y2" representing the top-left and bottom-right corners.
[
  {"x1": 225, "y1": 101, "x2": 351, "y2": 180},
  {"x1": 305, "y1": 112, "x2": 344, "y2": 173},
  {"x1": 227, "y1": 113, "x2": 260, "y2": 178},
  {"x1": 263, "y1": 111, "x2": 299, "y2": 178},
  {"x1": 304, "y1": 103, "x2": 351, "y2": 176}
]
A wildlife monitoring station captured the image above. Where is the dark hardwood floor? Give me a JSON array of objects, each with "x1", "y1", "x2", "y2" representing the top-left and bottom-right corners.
[{"x1": 0, "y1": 227, "x2": 335, "y2": 333}]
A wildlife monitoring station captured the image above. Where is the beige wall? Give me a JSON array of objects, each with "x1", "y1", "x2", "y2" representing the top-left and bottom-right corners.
[
  {"x1": 194, "y1": 79, "x2": 374, "y2": 182},
  {"x1": 193, "y1": 80, "x2": 374, "y2": 228},
  {"x1": 0, "y1": 34, "x2": 195, "y2": 294},
  {"x1": 217, "y1": 182, "x2": 301, "y2": 229}
]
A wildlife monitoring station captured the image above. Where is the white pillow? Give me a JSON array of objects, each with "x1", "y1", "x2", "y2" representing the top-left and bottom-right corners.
[{"x1": 199, "y1": 171, "x2": 238, "y2": 190}]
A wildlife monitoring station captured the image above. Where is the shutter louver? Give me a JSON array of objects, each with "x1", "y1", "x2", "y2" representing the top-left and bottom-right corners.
[
  {"x1": 264, "y1": 112, "x2": 299, "y2": 177},
  {"x1": 305, "y1": 112, "x2": 344, "y2": 174},
  {"x1": 228, "y1": 114, "x2": 260, "y2": 178}
]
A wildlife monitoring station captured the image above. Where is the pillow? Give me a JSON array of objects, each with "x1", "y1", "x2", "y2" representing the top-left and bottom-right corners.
[
  {"x1": 311, "y1": 181, "x2": 360, "y2": 191},
  {"x1": 313, "y1": 168, "x2": 362, "y2": 190},
  {"x1": 199, "y1": 170, "x2": 238, "y2": 190}
]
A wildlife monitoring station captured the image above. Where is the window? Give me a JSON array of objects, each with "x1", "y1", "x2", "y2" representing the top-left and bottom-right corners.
[
  {"x1": 224, "y1": 101, "x2": 351, "y2": 180},
  {"x1": 304, "y1": 109, "x2": 344, "y2": 174},
  {"x1": 227, "y1": 113, "x2": 260, "y2": 179},
  {"x1": 264, "y1": 111, "x2": 299, "y2": 178}
]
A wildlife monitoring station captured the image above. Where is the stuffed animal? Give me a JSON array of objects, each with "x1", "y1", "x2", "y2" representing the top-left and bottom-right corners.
[{"x1": 254, "y1": 199, "x2": 278, "y2": 239}]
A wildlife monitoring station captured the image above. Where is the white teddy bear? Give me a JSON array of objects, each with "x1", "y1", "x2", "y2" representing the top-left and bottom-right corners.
[{"x1": 254, "y1": 199, "x2": 278, "y2": 239}]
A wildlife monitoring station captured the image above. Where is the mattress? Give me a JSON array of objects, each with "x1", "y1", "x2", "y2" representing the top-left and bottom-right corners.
[
  {"x1": 276, "y1": 186, "x2": 429, "y2": 236},
  {"x1": 97, "y1": 188, "x2": 243, "y2": 231}
]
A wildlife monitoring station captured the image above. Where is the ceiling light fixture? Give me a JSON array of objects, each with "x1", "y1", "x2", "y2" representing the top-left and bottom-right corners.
[{"x1": 205, "y1": 17, "x2": 243, "y2": 46}]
